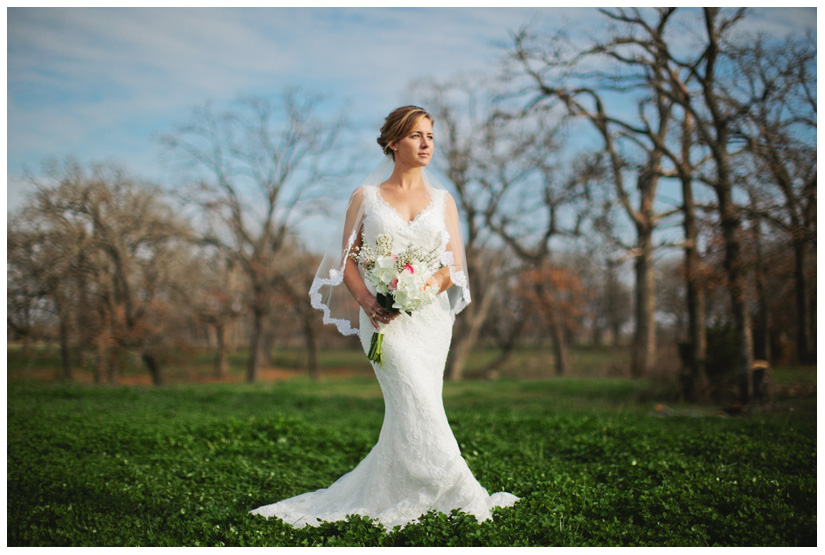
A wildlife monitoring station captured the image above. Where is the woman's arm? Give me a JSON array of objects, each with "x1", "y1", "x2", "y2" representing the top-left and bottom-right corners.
[
  {"x1": 341, "y1": 189, "x2": 399, "y2": 329},
  {"x1": 343, "y1": 234, "x2": 371, "y2": 309},
  {"x1": 431, "y1": 266, "x2": 453, "y2": 294}
]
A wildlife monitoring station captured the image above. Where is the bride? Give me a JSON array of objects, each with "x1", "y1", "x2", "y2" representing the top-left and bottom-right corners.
[{"x1": 250, "y1": 106, "x2": 519, "y2": 530}]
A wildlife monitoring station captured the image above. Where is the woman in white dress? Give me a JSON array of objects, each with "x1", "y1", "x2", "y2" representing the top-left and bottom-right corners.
[{"x1": 250, "y1": 106, "x2": 518, "y2": 530}]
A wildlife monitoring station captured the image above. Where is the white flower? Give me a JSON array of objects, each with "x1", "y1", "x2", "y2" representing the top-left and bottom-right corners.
[
  {"x1": 368, "y1": 255, "x2": 398, "y2": 293},
  {"x1": 391, "y1": 270, "x2": 438, "y2": 312}
]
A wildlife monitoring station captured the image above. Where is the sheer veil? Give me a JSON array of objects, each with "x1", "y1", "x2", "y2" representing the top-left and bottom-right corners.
[{"x1": 309, "y1": 156, "x2": 471, "y2": 336}]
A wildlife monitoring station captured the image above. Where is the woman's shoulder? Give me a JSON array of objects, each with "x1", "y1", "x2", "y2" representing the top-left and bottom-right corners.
[
  {"x1": 434, "y1": 187, "x2": 456, "y2": 211},
  {"x1": 345, "y1": 185, "x2": 379, "y2": 214},
  {"x1": 349, "y1": 185, "x2": 375, "y2": 202}
]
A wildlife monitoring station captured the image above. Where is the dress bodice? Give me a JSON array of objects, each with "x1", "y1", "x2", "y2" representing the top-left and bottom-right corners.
[{"x1": 361, "y1": 185, "x2": 448, "y2": 257}]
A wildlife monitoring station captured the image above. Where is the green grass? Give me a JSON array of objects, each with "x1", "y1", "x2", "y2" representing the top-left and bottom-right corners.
[{"x1": 7, "y1": 374, "x2": 816, "y2": 547}]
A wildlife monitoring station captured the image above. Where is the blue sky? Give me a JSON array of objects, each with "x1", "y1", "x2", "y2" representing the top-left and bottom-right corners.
[{"x1": 6, "y1": 5, "x2": 818, "y2": 214}]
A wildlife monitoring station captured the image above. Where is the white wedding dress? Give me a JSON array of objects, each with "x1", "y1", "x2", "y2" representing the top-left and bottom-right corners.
[{"x1": 251, "y1": 185, "x2": 518, "y2": 530}]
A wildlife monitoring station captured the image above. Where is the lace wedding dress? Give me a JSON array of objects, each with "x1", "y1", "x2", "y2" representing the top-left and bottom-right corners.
[{"x1": 250, "y1": 184, "x2": 518, "y2": 530}]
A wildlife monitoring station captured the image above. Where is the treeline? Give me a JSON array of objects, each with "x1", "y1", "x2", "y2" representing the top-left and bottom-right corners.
[{"x1": 7, "y1": 8, "x2": 815, "y2": 403}]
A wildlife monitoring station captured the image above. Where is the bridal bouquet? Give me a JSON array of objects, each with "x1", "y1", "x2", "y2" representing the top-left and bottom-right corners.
[{"x1": 350, "y1": 234, "x2": 442, "y2": 365}]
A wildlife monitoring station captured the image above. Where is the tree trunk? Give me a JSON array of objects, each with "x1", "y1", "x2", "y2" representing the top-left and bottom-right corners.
[
  {"x1": 610, "y1": 322, "x2": 622, "y2": 346},
  {"x1": 301, "y1": 313, "x2": 321, "y2": 382},
  {"x1": 550, "y1": 313, "x2": 570, "y2": 376},
  {"x1": 793, "y1": 239, "x2": 811, "y2": 363},
  {"x1": 445, "y1": 339, "x2": 467, "y2": 380},
  {"x1": 701, "y1": 7, "x2": 753, "y2": 404},
  {"x1": 631, "y1": 228, "x2": 656, "y2": 377},
  {"x1": 246, "y1": 307, "x2": 264, "y2": 383},
  {"x1": 445, "y1": 285, "x2": 494, "y2": 381},
  {"x1": 808, "y1": 289, "x2": 816, "y2": 362},
  {"x1": 58, "y1": 306, "x2": 73, "y2": 383},
  {"x1": 480, "y1": 316, "x2": 527, "y2": 375},
  {"x1": 142, "y1": 351, "x2": 163, "y2": 386},
  {"x1": 682, "y1": 255, "x2": 707, "y2": 402},
  {"x1": 592, "y1": 323, "x2": 604, "y2": 347},
  {"x1": 107, "y1": 349, "x2": 119, "y2": 385},
  {"x1": 22, "y1": 333, "x2": 31, "y2": 357},
  {"x1": 214, "y1": 322, "x2": 228, "y2": 379},
  {"x1": 260, "y1": 326, "x2": 276, "y2": 368},
  {"x1": 729, "y1": 257, "x2": 753, "y2": 405},
  {"x1": 713, "y1": 136, "x2": 753, "y2": 402},
  {"x1": 445, "y1": 324, "x2": 476, "y2": 381},
  {"x1": 752, "y1": 213, "x2": 770, "y2": 363},
  {"x1": 93, "y1": 338, "x2": 106, "y2": 384},
  {"x1": 681, "y1": 146, "x2": 707, "y2": 401},
  {"x1": 718, "y1": 189, "x2": 753, "y2": 403}
]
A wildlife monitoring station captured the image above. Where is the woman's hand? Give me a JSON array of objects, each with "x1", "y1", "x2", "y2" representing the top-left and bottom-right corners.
[
  {"x1": 344, "y1": 243, "x2": 399, "y2": 330},
  {"x1": 432, "y1": 267, "x2": 453, "y2": 294},
  {"x1": 359, "y1": 293, "x2": 401, "y2": 330}
]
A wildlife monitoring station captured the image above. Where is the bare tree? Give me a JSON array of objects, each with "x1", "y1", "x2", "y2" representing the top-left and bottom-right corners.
[
  {"x1": 410, "y1": 75, "x2": 528, "y2": 380},
  {"x1": 481, "y1": 114, "x2": 598, "y2": 376},
  {"x1": 473, "y1": 247, "x2": 531, "y2": 375},
  {"x1": 512, "y1": 8, "x2": 690, "y2": 377},
  {"x1": 693, "y1": 8, "x2": 755, "y2": 402},
  {"x1": 184, "y1": 250, "x2": 243, "y2": 379},
  {"x1": 596, "y1": 8, "x2": 803, "y2": 401},
  {"x1": 518, "y1": 261, "x2": 588, "y2": 375},
  {"x1": 673, "y1": 109, "x2": 709, "y2": 401},
  {"x1": 8, "y1": 210, "x2": 85, "y2": 381},
  {"x1": 413, "y1": 74, "x2": 603, "y2": 377},
  {"x1": 634, "y1": 7, "x2": 761, "y2": 402},
  {"x1": 7, "y1": 219, "x2": 48, "y2": 356},
  {"x1": 270, "y1": 241, "x2": 325, "y2": 381},
  {"x1": 579, "y1": 251, "x2": 632, "y2": 348},
  {"x1": 729, "y1": 33, "x2": 817, "y2": 364},
  {"x1": 162, "y1": 90, "x2": 344, "y2": 382},
  {"x1": 744, "y1": 187, "x2": 771, "y2": 364},
  {"x1": 590, "y1": 8, "x2": 813, "y2": 400},
  {"x1": 513, "y1": 7, "x2": 812, "y2": 402},
  {"x1": 11, "y1": 159, "x2": 194, "y2": 385}
]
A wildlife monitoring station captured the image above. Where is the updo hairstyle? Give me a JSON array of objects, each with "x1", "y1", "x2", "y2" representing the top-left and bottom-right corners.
[{"x1": 377, "y1": 106, "x2": 434, "y2": 160}]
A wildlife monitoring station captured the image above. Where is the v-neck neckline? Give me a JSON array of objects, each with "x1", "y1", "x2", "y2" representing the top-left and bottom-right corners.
[{"x1": 376, "y1": 187, "x2": 435, "y2": 225}]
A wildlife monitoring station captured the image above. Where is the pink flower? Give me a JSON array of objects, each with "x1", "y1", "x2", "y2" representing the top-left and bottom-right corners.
[
  {"x1": 388, "y1": 278, "x2": 398, "y2": 291},
  {"x1": 404, "y1": 264, "x2": 415, "y2": 274},
  {"x1": 391, "y1": 254, "x2": 398, "y2": 260}
]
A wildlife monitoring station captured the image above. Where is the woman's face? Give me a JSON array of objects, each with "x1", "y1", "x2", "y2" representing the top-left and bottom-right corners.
[{"x1": 392, "y1": 117, "x2": 434, "y2": 168}]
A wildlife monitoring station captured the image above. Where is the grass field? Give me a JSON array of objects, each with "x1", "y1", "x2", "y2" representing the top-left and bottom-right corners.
[{"x1": 6, "y1": 346, "x2": 817, "y2": 546}]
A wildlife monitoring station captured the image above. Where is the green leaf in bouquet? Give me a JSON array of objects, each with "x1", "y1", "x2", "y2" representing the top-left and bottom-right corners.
[{"x1": 376, "y1": 293, "x2": 399, "y2": 314}]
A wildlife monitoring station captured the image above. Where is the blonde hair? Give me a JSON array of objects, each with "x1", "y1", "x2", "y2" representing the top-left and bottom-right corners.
[{"x1": 377, "y1": 106, "x2": 434, "y2": 159}]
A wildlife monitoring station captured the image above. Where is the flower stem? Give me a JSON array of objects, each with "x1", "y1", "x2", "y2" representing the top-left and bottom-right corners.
[{"x1": 368, "y1": 331, "x2": 384, "y2": 366}]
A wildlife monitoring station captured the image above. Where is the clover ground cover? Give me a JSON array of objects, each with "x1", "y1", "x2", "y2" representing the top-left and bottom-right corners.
[{"x1": 7, "y1": 378, "x2": 815, "y2": 546}]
